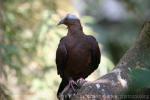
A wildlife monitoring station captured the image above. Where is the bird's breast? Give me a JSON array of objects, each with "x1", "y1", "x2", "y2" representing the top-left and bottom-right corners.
[{"x1": 64, "y1": 42, "x2": 92, "y2": 79}]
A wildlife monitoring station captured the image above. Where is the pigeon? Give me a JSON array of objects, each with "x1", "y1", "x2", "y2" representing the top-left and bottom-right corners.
[{"x1": 56, "y1": 14, "x2": 101, "y2": 99}]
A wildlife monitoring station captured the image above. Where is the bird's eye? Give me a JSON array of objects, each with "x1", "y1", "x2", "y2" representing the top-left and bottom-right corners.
[{"x1": 65, "y1": 17, "x2": 69, "y2": 21}]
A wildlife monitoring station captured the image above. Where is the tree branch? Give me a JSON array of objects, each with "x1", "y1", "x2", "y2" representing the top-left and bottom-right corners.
[{"x1": 66, "y1": 21, "x2": 150, "y2": 100}]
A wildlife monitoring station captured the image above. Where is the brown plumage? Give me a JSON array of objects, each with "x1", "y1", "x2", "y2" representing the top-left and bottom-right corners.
[{"x1": 56, "y1": 14, "x2": 101, "y2": 97}]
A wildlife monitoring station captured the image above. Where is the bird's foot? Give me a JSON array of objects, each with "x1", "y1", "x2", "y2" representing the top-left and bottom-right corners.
[
  {"x1": 59, "y1": 79, "x2": 78, "y2": 100},
  {"x1": 61, "y1": 79, "x2": 78, "y2": 94},
  {"x1": 77, "y1": 78, "x2": 87, "y2": 86},
  {"x1": 68, "y1": 79, "x2": 78, "y2": 92}
]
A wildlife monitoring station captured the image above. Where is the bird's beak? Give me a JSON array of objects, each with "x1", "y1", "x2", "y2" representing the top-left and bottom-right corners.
[{"x1": 57, "y1": 18, "x2": 65, "y2": 25}]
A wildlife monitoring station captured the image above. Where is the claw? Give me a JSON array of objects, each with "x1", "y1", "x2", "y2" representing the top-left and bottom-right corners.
[
  {"x1": 60, "y1": 79, "x2": 78, "y2": 96},
  {"x1": 77, "y1": 78, "x2": 87, "y2": 86},
  {"x1": 69, "y1": 80, "x2": 78, "y2": 92}
]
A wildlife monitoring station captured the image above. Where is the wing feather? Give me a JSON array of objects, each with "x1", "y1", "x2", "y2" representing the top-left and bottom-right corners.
[
  {"x1": 88, "y1": 36, "x2": 101, "y2": 70},
  {"x1": 56, "y1": 38, "x2": 67, "y2": 78}
]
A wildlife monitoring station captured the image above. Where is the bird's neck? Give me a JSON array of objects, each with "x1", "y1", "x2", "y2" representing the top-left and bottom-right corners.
[{"x1": 67, "y1": 24, "x2": 83, "y2": 36}]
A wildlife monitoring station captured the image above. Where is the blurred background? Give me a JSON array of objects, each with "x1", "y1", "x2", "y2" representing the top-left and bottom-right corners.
[{"x1": 0, "y1": 0, "x2": 149, "y2": 100}]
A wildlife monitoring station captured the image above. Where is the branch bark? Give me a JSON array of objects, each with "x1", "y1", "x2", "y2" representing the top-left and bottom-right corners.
[{"x1": 66, "y1": 21, "x2": 150, "y2": 100}]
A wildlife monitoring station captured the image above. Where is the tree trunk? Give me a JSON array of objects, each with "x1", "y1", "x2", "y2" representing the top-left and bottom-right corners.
[{"x1": 67, "y1": 21, "x2": 150, "y2": 100}]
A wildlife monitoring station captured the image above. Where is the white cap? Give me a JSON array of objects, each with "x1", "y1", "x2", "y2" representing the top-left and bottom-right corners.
[{"x1": 66, "y1": 14, "x2": 79, "y2": 20}]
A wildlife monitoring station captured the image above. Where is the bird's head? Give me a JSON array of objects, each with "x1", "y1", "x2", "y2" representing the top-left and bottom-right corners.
[{"x1": 58, "y1": 14, "x2": 81, "y2": 27}]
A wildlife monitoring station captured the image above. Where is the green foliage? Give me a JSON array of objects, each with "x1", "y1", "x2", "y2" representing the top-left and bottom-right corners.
[
  {"x1": 130, "y1": 69, "x2": 150, "y2": 88},
  {"x1": 0, "y1": 0, "x2": 72, "y2": 99},
  {"x1": 0, "y1": 84, "x2": 12, "y2": 100},
  {"x1": 122, "y1": 68, "x2": 150, "y2": 98},
  {"x1": 129, "y1": 68, "x2": 150, "y2": 89}
]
